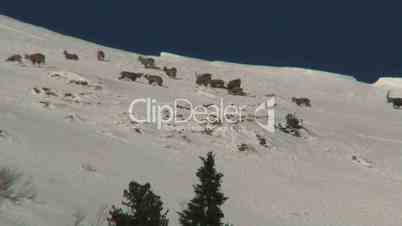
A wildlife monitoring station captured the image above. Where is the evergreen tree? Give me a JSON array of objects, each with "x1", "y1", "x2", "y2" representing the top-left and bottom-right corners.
[
  {"x1": 178, "y1": 152, "x2": 228, "y2": 226},
  {"x1": 108, "y1": 181, "x2": 168, "y2": 226}
]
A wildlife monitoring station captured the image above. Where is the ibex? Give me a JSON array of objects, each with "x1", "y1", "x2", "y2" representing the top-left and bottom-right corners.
[
  {"x1": 119, "y1": 71, "x2": 143, "y2": 82},
  {"x1": 25, "y1": 53, "x2": 46, "y2": 66},
  {"x1": 163, "y1": 66, "x2": 177, "y2": 79},
  {"x1": 291, "y1": 97, "x2": 311, "y2": 107},
  {"x1": 5, "y1": 54, "x2": 22, "y2": 63},
  {"x1": 195, "y1": 73, "x2": 212, "y2": 86},
  {"x1": 97, "y1": 50, "x2": 105, "y2": 61},
  {"x1": 63, "y1": 50, "x2": 79, "y2": 60},
  {"x1": 144, "y1": 74, "x2": 163, "y2": 87}
]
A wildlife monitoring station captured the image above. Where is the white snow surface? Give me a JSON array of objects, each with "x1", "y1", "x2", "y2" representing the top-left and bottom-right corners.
[
  {"x1": 373, "y1": 77, "x2": 402, "y2": 89},
  {"x1": 1, "y1": 15, "x2": 402, "y2": 226}
]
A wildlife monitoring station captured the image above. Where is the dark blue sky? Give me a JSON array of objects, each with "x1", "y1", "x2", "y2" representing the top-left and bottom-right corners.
[{"x1": 2, "y1": 1, "x2": 402, "y2": 83}]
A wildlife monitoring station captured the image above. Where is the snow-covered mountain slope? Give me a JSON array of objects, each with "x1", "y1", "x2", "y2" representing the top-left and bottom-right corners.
[
  {"x1": 1, "y1": 15, "x2": 402, "y2": 226},
  {"x1": 373, "y1": 77, "x2": 402, "y2": 97}
]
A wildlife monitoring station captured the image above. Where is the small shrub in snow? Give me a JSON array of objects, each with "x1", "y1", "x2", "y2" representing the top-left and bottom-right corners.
[
  {"x1": 0, "y1": 167, "x2": 20, "y2": 202},
  {"x1": 0, "y1": 167, "x2": 36, "y2": 204},
  {"x1": 256, "y1": 134, "x2": 268, "y2": 148},
  {"x1": 72, "y1": 205, "x2": 108, "y2": 226},
  {"x1": 278, "y1": 113, "x2": 303, "y2": 137},
  {"x1": 73, "y1": 209, "x2": 87, "y2": 226},
  {"x1": 202, "y1": 127, "x2": 214, "y2": 136}
]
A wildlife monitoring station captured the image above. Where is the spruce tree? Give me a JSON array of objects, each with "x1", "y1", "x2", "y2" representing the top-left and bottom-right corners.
[
  {"x1": 108, "y1": 181, "x2": 168, "y2": 226},
  {"x1": 178, "y1": 152, "x2": 228, "y2": 226}
]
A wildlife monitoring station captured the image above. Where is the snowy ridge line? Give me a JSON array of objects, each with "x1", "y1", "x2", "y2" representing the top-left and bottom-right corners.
[
  {"x1": 160, "y1": 52, "x2": 211, "y2": 63},
  {"x1": 161, "y1": 52, "x2": 358, "y2": 83},
  {"x1": 211, "y1": 61, "x2": 357, "y2": 81}
]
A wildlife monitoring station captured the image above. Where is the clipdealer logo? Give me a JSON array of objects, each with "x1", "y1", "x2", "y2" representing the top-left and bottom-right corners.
[{"x1": 128, "y1": 97, "x2": 275, "y2": 132}]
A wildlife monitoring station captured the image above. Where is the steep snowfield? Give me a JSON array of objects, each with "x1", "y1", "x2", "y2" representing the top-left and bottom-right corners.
[
  {"x1": 373, "y1": 77, "x2": 402, "y2": 88},
  {"x1": 1, "y1": 15, "x2": 402, "y2": 226},
  {"x1": 373, "y1": 77, "x2": 402, "y2": 97}
]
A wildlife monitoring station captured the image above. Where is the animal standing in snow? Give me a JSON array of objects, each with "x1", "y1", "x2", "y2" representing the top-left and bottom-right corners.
[
  {"x1": 163, "y1": 66, "x2": 177, "y2": 79},
  {"x1": 5, "y1": 54, "x2": 22, "y2": 63},
  {"x1": 97, "y1": 50, "x2": 105, "y2": 61},
  {"x1": 291, "y1": 97, "x2": 311, "y2": 107},
  {"x1": 195, "y1": 73, "x2": 228, "y2": 89},
  {"x1": 25, "y1": 53, "x2": 46, "y2": 66},
  {"x1": 144, "y1": 74, "x2": 163, "y2": 87},
  {"x1": 227, "y1": 79, "x2": 246, "y2": 96},
  {"x1": 386, "y1": 90, "x2": 402, "y2": 109},
  {"x1": 195, "y1": 73, "x2": 212, "y2": 86},
  {"x1": 118, "y1": 71, "x2": 144, "y2": 82},
  {"x1": 227, "y1": 79, "x2": 241, "y2": 90},
  {"x1": 138, "y1": 56, "x2": 158, "y2": 69},
  {"x1": 209, "y1": 79, "x2": 225, "y2": 88},
  {"x1": 63, "y1": 50, "x2": 79, "y2": 60}
]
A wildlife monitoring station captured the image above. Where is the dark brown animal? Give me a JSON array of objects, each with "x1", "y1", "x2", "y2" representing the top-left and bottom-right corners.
[
  {"x1": 256, "y1": 134, "x2": 268, "y2": 147},
  {"x1": 228, "y1": 87, "x2": 246, "y2": 96},
  {"x1": 63, "y1": 50, "x2": 79, "y2": 60},
  {"x1": 163, "y1": 66, "x2": 177, "y2": 79},
  {"x1": 5, "y1": 54, "x2": 22, "y2": 63},
  {"x1": 119, "y1": 71, "x2": 143, "y2": 82},
  {"x1": 227, "y1": 79, "x2": 246, "y2": 95},
  {"x1": 144, "y1": 74, "x2": 163, "y2": 86},
  {"x1": 138, "y1": 56, "x2": 157, "y2": 69},
  {"x1": 195, "y1": 73, "x2": 212, "y2": 86},
  {"x1": 209, "y1": 79, "x2": 225, "y2": 88},
  {"x1": 227, "y1": 79, "x2": 241, "y2": 90},
  {"x1": 25, "y1": 53, "x2": 46, "y2": 66},
  {"x1": 97, "y1": 50, "x2": 105, "y2": 61},
  {"x1": 291, "y1": 97, "x2": 311, "y2": 107},
  {"x1": 387, "y1": 90, "x2": 402, "y2": 109}
]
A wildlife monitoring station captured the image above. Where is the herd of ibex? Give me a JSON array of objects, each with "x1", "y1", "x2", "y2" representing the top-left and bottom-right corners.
[
  {"x1": 5, "y1": 48, "x2": 401, "y2": 115},
  {"x1": 5, "y1": 50, "x2": 107, "y2": 66}
]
